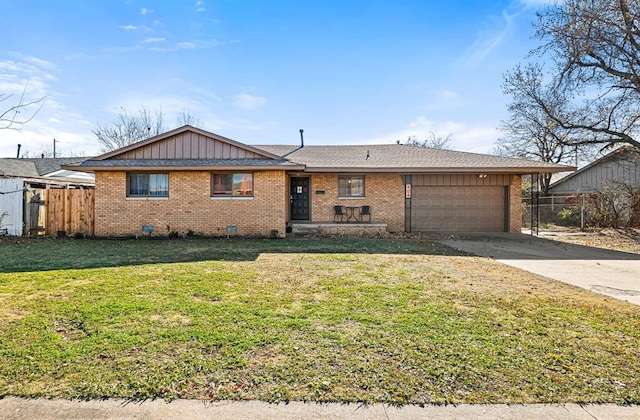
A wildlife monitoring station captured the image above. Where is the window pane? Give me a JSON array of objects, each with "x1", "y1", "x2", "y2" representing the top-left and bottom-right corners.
[
  {"x1": 129, "y1": 174, "x2": 149, "y2": 196},
  {"x1": 338, "y1": 176, "x2": 364, "y2": 197},
  {"x1": 233, "y1": 173, "x2": 253, "y2": 195},
  {"x1": 212, "y1": 174, "x2": 227, "y2": 195},
  {"x1": 149, "y1": 174, "x2": 168, "y2": 196},
  {"x1": 212, "y1": 173, "x2": 253, "y2": 196},
  {"x1": 350, "y1": 177, "x2": 364, "y2": 196}
]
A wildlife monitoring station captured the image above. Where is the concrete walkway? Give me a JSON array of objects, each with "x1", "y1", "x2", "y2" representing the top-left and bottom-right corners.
[
  {"x1": 2, "y1": 397, "x2": 640, "y2": 420},
  {"x1": 437, "y1": 232, "x2": 640, "y2": 306}
]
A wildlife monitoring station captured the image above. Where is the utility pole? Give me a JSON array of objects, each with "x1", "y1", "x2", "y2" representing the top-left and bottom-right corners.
[{"x1": 53, "y1": 138, "x2": 57, "y2": 158}]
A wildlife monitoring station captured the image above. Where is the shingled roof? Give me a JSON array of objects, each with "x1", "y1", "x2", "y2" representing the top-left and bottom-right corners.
[
  {"x1": 0, "y1": 157, "x2": 90, "y2": 178},
  {"x1": 60, "y1": 126, "x2": 573, "y2": 175},
  {"x1": 254, "y1": 144, "x2": 573, "y2": 174}
]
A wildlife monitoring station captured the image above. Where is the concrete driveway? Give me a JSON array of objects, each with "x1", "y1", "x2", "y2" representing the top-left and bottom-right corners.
[{"x1": 437, "y1": 233, "x2": 640, "y2": 306}]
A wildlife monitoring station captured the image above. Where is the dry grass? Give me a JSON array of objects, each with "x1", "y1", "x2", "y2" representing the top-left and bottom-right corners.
[
  {"x1": 0, "y1": 237, "x2": 639, "y2": 404},
  {"x1": 540, "y1": 228, "x2": 640, "y2": 254}
]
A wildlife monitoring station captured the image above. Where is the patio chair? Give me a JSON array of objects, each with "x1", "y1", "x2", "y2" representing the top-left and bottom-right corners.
[
  {"x1": 334, "y1": 205, "x2": 345, "y2": 222},
  {"x1": 359, "y1": 205, "x2": 371, "y2": 222}
]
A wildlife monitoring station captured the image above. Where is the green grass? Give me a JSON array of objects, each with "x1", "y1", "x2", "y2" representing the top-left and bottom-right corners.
[{"x1": 0, "y1": 237, "x2": 639, "y2": 404}]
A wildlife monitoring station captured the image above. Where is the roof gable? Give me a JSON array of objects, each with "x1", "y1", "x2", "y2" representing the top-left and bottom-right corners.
[{"x1": 93, "y1": 125, "x2": 283, "y2": 161}]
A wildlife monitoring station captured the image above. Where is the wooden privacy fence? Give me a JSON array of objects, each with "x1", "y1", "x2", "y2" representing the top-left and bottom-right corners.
[{"x1": 45, "y1": 189, "x2": 95, "y2": 236}]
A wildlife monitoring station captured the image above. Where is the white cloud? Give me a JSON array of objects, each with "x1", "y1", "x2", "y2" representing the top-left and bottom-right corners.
[
  {"x1": 361, "y1": 116, "x2": 499, "y2": 154},
  {"x1": 21, "y1": 55, "x2": 56, "y2": 70},
  {"x1": 439, "y1": 89, "x2": 460, "y2": 100},
  {"x1": 140, "y1": 8, "x2": 153, "y2": 15},
  {"x1": 177, "y1": 41, "x2": 196, "y2": 49},
  {"x1": 140, "y1": 37, "x2": 166, "y2": 44},
  {"x1": 459, "y1": 10, "x2": 516, "y2": 67},
  {"x1": 0, "y1": 56, "x2": 101, "y2": 157},
  {"x1": 1, "y1": 121, "x2": 99, "y2": 158},
  {"x1": 119, "y1": 24, "x2": 140, "y2": 31},
  {"x1": 0, "y1": 59, "x2": 56, "y2": 100},
  {"x1": 233, "y1": 94, "x2": 266, "y2": 110},
  {"x1": 148, "y1": 39, "x2": 221, "y2": 52}
]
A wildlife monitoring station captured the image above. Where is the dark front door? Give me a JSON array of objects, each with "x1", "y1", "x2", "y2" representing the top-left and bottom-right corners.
[{"x1": 290, "y1": 177, "x2": 310, "y2": 220}]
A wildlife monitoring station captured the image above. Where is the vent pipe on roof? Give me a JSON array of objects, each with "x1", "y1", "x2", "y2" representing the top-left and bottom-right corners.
[
  {"x1": 16, "y1": 144, "x2": 21, "y2": 159},
  {"x1": 299, "y1": 129, "x2": 304, "y2": 148}
]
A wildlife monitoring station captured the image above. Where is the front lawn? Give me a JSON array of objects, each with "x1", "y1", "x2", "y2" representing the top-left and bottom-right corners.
[{"x1": 0, "y1": 237, "x2": 638, "y2": 404}]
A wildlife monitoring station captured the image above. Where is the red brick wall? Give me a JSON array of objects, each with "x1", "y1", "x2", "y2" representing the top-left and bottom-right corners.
[
  {"x1": 94, "y1": 170, "x2": 287, "y2": 237},
  {"x1": 306, "y1": 174, "x2": 405, "y2": 232},
  {"x1": 509, "y1": 174, "x2": 523, "y2": 232}
]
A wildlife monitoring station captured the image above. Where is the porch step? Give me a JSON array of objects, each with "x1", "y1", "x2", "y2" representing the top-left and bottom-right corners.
[
  {"x1": 288, "y1": 222, "x2": 388, "y2": 237},
  {"x1": 289, "y1": 223, "x2": 321, "y2": 236}
]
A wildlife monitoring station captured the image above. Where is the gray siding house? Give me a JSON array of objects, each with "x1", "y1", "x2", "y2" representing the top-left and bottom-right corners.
[{"x1": 548, "y1": 147, "x2": 640, "y2": 195}]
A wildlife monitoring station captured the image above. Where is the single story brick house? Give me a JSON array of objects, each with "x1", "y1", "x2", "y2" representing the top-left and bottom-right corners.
[{"x1": 66, "y1": 125, "x2": 572, "y2": 237}]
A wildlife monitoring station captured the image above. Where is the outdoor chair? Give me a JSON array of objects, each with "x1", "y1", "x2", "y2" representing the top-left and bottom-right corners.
[
  {"x1": 334, "y1": 205, "x2": 345, "y2": 222},
  {"x1": 360, "y1": 205, "x2": 372, "y2": 222}
]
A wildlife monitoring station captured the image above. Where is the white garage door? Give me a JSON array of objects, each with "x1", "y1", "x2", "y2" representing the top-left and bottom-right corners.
[{"x1": 410, "y1": 186, "x2": 506, "y2": 232}]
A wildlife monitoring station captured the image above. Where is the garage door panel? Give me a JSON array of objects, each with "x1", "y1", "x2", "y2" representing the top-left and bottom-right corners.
[{"x1": 411, "y1": 186, "x2": 505, "y2": 232}]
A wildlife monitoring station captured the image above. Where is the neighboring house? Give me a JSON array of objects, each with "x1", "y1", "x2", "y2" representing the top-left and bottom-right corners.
[
  {"x1": 65, "y1": 125, "x2": 571, "y2": 237},
  {"x1": 548, "y1": 146, "x2": 640, "y2": 195},
  {"x1": 0, "y1": 157, "x2": 95, "y2": 235},
  {"x1": 544, "y1": 147, "x2": 640, "y2": 227}
]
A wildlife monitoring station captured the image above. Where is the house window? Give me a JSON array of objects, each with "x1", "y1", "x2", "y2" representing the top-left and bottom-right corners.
[
  {"x1": 211, "y1": 173, "x2": 254, "y2": 196},
  {"x1": 338, "y1": 175, "x2": 365, "y2": 197},
  {"x1": 127, "y1": 173, "x2": 169, "y2": 197}
]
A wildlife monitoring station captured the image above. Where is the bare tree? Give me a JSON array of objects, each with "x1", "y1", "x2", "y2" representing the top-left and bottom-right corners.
[
  {"x1": 398, "y1": 132, "x2": 453, "y2": 150},
  {"x1": 0, "y1": 86, "x2": 47, "y2": 130},
  {"x1": 519, "y1": 0, "x2": 640, "y2": 150},
  {"x1": 93, "y1": 107, "x2": 165, "y2": 152},
  {"x1": 494, "y1": 64, "x2": 596, "y2": 194},
  {"x1": 94, "y1": 107, "x2": 205, "y2": 152},
  {"x1": 176, "y1": 110, "x2": 202, "y2": 128}
]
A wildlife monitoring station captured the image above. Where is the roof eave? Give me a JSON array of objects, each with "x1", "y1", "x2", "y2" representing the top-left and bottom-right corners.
[
  {"x1": 299, "y1": 166, "x2": 575, "y2": 174},
  {"x1": 65, "y1": 164, "x2": 306, "y2": 172}
]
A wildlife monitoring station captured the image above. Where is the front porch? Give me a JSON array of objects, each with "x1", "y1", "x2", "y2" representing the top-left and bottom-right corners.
[{"x1": 288, "y1": 222, "x2": 388, "y2": 237}]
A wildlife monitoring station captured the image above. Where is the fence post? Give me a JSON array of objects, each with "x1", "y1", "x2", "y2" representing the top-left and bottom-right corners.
[{"x1": 581, "y1": 194, "x2": 585, "y2": 230}]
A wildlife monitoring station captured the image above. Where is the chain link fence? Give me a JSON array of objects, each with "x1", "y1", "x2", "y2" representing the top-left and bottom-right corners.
[{"x1": 523, "y1": 192, "x2": 640, "y2": 230}]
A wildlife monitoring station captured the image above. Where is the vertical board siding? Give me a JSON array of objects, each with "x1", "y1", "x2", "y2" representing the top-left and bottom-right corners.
[
  {"x1": 0, "y1": 177, "x2": 24, "y2": 236},
  {"x1": 412, "y1": 174, "x2": 510, "y2": 187},
  {"x1": 45, "y1": 189, "x2": 95, "y2": 236},
  {"x1": 111, "y1": 132, "x2": 264, "y2": 159},
  {"x1": 549, "y1": 152, "x2": 640, "y2": 194}
]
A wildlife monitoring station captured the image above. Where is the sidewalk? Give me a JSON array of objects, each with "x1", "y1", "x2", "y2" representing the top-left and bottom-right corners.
[{"x1": 2, "y1": 398, "x2": 640, "y2": 420}]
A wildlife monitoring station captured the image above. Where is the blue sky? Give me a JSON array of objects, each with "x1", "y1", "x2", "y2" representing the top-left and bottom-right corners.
[{"x1": 1, "y1": 0, "x2": 552, "y2": 158}]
